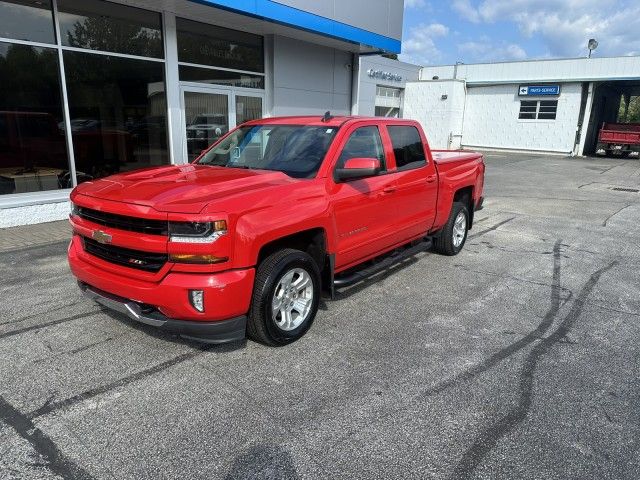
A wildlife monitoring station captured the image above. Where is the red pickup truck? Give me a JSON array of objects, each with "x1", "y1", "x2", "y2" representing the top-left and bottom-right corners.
[{"x1": 68, "y1": 115, "x2": 485, "y2": 346}]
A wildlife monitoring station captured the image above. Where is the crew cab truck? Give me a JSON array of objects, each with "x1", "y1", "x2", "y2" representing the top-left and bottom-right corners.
[{"x1": 68, "y1": 115, "x2": 485, "y2": 346}]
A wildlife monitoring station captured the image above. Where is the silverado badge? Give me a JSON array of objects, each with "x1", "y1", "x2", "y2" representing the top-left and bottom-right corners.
[{"x1": 92, "y1": 230, "x2": 112, "y2": 244}]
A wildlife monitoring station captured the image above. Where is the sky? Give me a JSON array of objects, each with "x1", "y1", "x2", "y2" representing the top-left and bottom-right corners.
[{"x1": 399, "y1": 0, "x2": 640, "y2": 66}]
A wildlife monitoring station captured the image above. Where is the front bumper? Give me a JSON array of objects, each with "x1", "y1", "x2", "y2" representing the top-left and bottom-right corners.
[
  {"x1": 68, "y1": 235, "x2": 255, "y2": 342},
  {"x1": 79, "y1": 282, "x2": 246, "y2": 343}
]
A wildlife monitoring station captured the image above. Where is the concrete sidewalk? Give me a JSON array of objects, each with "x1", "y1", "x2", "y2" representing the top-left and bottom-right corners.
[{"x1": 0, "y1": 220, "x2": 70, "y2": 252}]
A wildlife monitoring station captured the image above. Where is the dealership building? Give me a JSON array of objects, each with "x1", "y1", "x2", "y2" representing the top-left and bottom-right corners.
[
  {"x1": 404, "y1": 56, "x2": 640, "y2": 155},
  {"x1": 0, "y1": 0, "x2": 405, "y2": 227}
]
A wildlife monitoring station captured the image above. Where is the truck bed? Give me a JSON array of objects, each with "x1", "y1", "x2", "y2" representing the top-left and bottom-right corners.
[{"x1": 598, "y1": 123, "x2": 640, "y2": 146}]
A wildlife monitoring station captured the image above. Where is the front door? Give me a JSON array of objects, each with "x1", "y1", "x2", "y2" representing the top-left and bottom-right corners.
[
  {"x1": 330, "y1": 124, "x2": 400, "y2": 270},
  {"x1": 180, "y1": 86, "x2": 263, "y2": 162}
]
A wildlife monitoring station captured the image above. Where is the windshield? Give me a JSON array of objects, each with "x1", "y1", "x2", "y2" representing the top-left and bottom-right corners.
[{"x1": 196, "y1": 124, "x2": 339, "y2": 178}]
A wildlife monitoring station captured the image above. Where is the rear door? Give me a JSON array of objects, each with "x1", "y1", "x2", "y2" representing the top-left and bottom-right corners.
[{"x1": 383, "y1": 123, "x2": 438, "y2": 239}]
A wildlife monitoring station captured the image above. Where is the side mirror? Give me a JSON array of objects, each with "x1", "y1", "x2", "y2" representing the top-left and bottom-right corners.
[{"x1": 335, "y1": 157, "x2": 381, "y2": 181}]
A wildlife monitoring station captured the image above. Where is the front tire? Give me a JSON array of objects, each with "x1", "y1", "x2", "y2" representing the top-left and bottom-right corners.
[
  {"x1": 247, "y1": 248, "x2": 321, "y2": 346},
  {"x1": 433, "y1": 202, "x2": 469, "y2": 256}
]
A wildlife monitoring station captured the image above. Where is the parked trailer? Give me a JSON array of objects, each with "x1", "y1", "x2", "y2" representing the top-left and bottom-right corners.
[{"x1": 597, "y1": 123, "x2": 640, "y2": 157}]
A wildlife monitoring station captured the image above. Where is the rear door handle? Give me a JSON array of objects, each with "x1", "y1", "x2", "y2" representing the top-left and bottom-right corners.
[{"x1": 426, "y1": 175, "x2": 437, "y2": 183}]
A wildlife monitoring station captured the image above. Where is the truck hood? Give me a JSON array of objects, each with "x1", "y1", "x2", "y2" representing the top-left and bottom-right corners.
[{"x1": 75, "y1": 165, "x2": 296, "y2": 213}]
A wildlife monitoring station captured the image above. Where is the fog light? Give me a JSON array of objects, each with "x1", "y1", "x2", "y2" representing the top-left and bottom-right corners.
[{"x1": 189, "y1": 290, "x2": 204, "y2": 312}]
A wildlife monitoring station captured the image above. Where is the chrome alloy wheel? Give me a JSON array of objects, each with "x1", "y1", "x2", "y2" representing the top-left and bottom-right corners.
[
  {"x1": 452, "y1": 211, "x2": 467, "y2": 248},
  {"x1": 271, "y1": 268, "x2": 314, "y2": 331}
]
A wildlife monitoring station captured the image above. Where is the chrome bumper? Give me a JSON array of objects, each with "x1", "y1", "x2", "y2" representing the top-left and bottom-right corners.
[{"x1": 81, "y1": 282, "x2": 168, "y2": 327}]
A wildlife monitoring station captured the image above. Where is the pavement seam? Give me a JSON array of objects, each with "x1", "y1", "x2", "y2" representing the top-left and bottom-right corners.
[
  {"x1": 0, "y1": 311, "x2": 102, "y2": 340},
  {"x1": 602, "y1": 204, "x2": 634, "y2": 227},
  {"x1": 27, "y1": 345, "x2": 217, "y2": 419},
  {"x1": 450, "y1": 259, "x2": 619, "y2": 479},
  {"x1": 0, "y1": 302, "x2": 85, "y2": 327},
  {"x1": 0, "y1": 395, "x2": 95, "y2": 480},
  {"x1": 421, "y1": 239, "x2": 565, "y2": 399}
]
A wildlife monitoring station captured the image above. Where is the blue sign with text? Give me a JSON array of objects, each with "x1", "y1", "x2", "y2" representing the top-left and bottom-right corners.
[{"x1": 519, "y1": 85, "x2": 560, "y2": 96}]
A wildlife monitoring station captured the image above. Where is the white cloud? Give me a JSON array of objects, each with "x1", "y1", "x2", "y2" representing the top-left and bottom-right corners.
[
  {"x1": 451, "y1": 0, "x2": 640, "y2": 58},
  {"x1": 452, "y1": 0, "x2": 480, "y2": 23},
  {"x1": 399, "y1": 23, "x2": 450, "y2": 65},
  {"x1": 458, "y1": 41, "x2": 527, "y2": 61},
  {"x1": 404, "y1": 0, "x2": 427, "y2": 8}
]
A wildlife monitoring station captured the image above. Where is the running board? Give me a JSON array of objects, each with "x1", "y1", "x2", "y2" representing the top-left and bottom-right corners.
[{"x1": 332, "y1": 238, "x2": 432, "y2": 291}]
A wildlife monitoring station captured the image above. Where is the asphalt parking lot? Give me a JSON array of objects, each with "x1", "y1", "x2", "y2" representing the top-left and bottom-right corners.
[{"x1": 1, "y1": 152, "x2": 640, "y2": 479}]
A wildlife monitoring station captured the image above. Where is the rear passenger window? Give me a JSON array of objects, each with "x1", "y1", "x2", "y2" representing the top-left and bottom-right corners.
[
  {"x1": 336, "y1": 126, "x2": 386, "y2": 171},
  {"x1": 387, "y1": 125, "x2": 426, "y2": 171}
]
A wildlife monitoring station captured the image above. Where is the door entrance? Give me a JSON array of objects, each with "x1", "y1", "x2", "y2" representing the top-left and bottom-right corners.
[{"x1": 180, "y1": 85, "x2": 263, "y2": 162}]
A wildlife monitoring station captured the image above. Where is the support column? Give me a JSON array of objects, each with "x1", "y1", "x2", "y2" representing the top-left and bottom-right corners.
[{"x1": 163, "y1": 12, "x2": 183, "y2": 165}]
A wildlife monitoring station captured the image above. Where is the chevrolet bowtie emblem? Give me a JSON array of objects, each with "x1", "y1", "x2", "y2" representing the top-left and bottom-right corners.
[{"x1": 92, "y1": 230, "x2": 112, "y2": 244}]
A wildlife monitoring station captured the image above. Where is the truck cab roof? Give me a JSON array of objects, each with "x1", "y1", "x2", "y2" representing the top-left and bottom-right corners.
[{"x1": 241, "y1": 115, "x2": 419, "y2": 128}]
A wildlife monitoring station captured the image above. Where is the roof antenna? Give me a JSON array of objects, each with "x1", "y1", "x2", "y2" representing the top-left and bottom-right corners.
[{"x1": 321, "y1": 111, "x2": 333, "y2": 122}]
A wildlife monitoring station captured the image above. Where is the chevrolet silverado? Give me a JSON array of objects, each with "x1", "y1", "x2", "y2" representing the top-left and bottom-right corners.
[{"x1": 68, "y1": 115, "x2": 485, "y2": 346}]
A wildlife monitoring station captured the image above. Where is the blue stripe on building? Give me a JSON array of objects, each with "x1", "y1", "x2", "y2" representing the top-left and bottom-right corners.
[{"x1": 189, "y1": 0, "x2": 402, "y2": 53}]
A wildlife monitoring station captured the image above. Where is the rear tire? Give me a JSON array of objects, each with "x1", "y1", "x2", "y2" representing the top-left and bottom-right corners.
[
  {"x1": 433, "y1": 202, "x2": 469, "y2": 256},
  {"x1": 247, "y1": 248, "x2": 320, "y2": 346}
]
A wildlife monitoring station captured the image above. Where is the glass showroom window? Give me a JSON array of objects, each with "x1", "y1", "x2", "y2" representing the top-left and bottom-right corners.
[
  {"x1": 176, "y1": 17, "x2": 265, "y2": 89},
  {"x1": 176, "y1": 17, "x2": 264, "y2": 72},
  {"x1": 57, "y1": 0, "x2": 168, "y2": 183},
  {"x1": 0, "y1": 0, "x2": 56, "y2": 44},
  {"x1": 0, "y1": 41, "x2": 71, "y2": 195},
  {"x1": 57, "y1": 0, "x2": 164, "y2": 58},
  {"x1": 63, "y1": 51, "x2": 168, "y2": 182}
]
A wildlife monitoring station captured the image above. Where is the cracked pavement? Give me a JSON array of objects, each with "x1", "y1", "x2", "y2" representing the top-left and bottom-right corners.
[{"x1": 1, "y1": 152, "x2": 639, "y2": 479}]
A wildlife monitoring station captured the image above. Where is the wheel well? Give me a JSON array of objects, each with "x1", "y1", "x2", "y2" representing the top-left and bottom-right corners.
[
  {"x1": 453, "y1": 186, "x2": 474, "y2": 228},
  {"x1": 257, "y1": 228, "x2": 327, "y2": 272}
]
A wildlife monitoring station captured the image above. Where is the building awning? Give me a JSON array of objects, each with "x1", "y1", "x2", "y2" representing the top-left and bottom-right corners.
[{"x1": 189, "y1": 0, "x2": 401, "y2": 54}]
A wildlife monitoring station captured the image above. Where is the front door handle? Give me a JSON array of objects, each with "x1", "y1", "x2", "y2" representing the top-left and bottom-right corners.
[
  {"x1": 383, "y1": 186, "x2": 396, "y2": 194},
  {"x1": 426, "y1": 175, "x2": 437, "y2": 183}
]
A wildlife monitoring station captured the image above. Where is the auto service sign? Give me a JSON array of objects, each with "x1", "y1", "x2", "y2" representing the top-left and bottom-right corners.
[{"x1": 518, "y1": 85, "x2": 561, "y2": 96}]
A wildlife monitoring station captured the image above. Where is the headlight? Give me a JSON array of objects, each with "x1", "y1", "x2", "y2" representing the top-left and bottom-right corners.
[{"x1": 168, "y1": 220, "x2": 227, "y2": 243}]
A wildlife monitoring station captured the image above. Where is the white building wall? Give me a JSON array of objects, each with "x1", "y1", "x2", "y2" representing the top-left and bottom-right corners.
[
  {"x1": 403, "y1": 80, "x2": 466, "y2": 149},
  {"x1": 271, "y1": 36, "x2": 353, "y2": 116},
  {"x1": 0, "y1": 201, "x2": 70, "y2": 228},
  {"x1": 461, "y1": 83, "x2": 582, "y2": 153}
]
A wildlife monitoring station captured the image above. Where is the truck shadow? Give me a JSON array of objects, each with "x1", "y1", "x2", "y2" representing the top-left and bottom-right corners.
[{"x1": 224, "y1": 444, "x2": 300, "y2": 480}]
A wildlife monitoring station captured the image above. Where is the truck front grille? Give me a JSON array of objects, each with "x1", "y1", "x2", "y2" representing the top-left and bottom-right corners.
[
  {"x1": 76, "y1": 206, "x2": 168, "y2": 236},
  {"x1": 83, "y1": 237, "x2": 167, "y2": 273}
]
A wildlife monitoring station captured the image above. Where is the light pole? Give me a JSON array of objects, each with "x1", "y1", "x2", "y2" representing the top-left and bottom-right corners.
[{"x1": 587, "y1": 38, "x2": 598, "y2": 58}]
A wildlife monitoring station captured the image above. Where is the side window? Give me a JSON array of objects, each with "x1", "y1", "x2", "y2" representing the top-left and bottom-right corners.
[
  {"x1": 336, "y1": 126, "x2": 386, "y2": 171},
  {"x1": 387, "y1": 125, "x2": 426, "y2": 171}
]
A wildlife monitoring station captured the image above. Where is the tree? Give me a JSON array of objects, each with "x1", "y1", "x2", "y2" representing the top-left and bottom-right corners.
[
  {"x1": 617, "y1": 95, "x2": 640, "y2": 123},
  {"x1": 64, "y1": 16, "x2": 162, "y2": 58}
]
